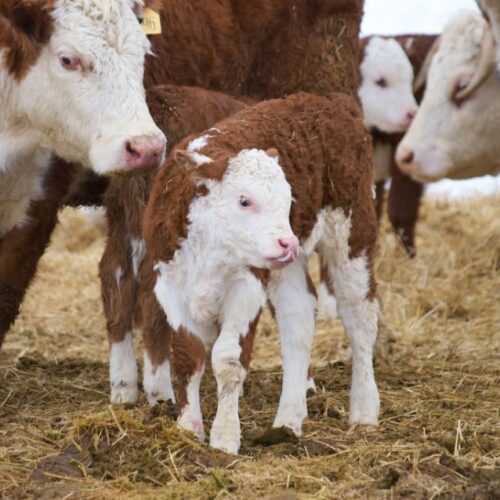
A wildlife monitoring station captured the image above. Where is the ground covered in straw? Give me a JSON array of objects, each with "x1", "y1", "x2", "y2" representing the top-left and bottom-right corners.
[{"x1": 1, "y1": 196, "x2": 499, "y2": 499}]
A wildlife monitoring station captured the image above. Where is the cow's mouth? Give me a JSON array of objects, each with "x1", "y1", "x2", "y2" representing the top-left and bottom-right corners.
[{"x1": 266, "y1": 251, "x2": 297, "y2": 268}]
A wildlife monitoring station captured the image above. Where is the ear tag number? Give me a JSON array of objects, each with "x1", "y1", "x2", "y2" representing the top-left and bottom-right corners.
[{"x1": 142, "y1": 8, "x2": 162, "y2": 35}]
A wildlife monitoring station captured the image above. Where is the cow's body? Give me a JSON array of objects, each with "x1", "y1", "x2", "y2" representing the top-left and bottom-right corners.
[
  {"x1": 0, "y1": 0, "x2": 364, "y2": 348},
  {"x1": 99, "y1": 85, "x2": 247, "y2": 405},
  {"x1": 143, "y1": 93, "x2": 379, "y2": 454},
  {"x1": 397, "y1": 11, "x2": 500, "y2": 182}
]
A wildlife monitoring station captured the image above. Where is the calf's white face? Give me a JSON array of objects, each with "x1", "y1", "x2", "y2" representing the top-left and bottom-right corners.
[
  {"x1": 2, "y1": 0, "x2": 166, "y2": 175},
  {"x1": 199, "y1": 149, "x2": 299, "y2": 270},
  {"x1": 359, "y1": 37, "x2": 418, "y2": 133},
  {"x1": 396, "y1": 11, "x2": 500, "y2": 182}
]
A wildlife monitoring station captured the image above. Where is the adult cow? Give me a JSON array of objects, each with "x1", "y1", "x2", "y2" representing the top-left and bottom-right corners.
[
  {"x1": 0, "y1": 0, "x2": 364, "y2": 348},
  {"x1": 396, "y1": 11, "x2": 500, "y2": 182},
  {"x1": 0, "y1": 0, "x2": 166, "y2": 237}
]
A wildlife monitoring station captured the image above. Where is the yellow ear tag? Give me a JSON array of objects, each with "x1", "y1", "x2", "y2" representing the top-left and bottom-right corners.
[{"x1": 142, "y1": 8, "x2": 162, "y2": 35}]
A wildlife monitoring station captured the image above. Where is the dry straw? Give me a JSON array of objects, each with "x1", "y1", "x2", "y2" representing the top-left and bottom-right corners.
[{"x1": 1, "y1": 195, "x2": 499, "y2": 498}]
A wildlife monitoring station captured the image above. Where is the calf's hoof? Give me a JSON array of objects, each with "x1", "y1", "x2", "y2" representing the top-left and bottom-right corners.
[
  {"x1": 210, "y1": 418, "x2": 240, "y2": 454},
  {"x1": 349, "y1": 388, "x2": 380, "y2": 426},
  {"x1": 273, "y1": 403, "x2": 306, "y2": 437},
  {"x1": 178, "y1": 408, "x2": 206, "y2": 442},
  {"x1": 110, "y1": 380, "x2": 138, "y2": 405}
]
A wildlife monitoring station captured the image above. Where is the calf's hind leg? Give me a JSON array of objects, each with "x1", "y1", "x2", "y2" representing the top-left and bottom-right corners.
[
  {"x1": 268, "y1": 257, "x2": 316, "y2": 436},
  {"x1": 99, "y1": 235, "x2": 138, "y2": 405},
  {"x1": 320, "y1": 209, "x2": 380, "y2": 426}
]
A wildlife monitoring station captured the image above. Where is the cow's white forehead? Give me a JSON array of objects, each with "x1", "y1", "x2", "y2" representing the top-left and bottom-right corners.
[
  {"x1": 362, "y1": 37, "x2": 413, "y2": 82},
  {"x1": 431, "y1": 11, "x2": 486, "y2": 77},
  {"x1": 52, "y1": 0, "x2": 150, "y2": 55}
]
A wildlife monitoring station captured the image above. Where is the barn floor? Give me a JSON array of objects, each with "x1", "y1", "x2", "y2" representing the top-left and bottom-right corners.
[{"x1": 1, "y1": 196, "x2": 499, "y2": 499}]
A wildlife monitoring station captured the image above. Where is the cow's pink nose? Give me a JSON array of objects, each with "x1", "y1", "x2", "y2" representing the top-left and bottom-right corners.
[
  {"x1": 396, "y1": 145, "x2": 415, "y2": 171},
  {"x1": 278, "y1": 236, "x2": 299, "y2": 257},
  {"x1": 125, "y1": 134, "x2": 166, "y2": 171}
]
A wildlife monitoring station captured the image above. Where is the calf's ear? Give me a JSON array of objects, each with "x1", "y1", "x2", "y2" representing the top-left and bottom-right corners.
[
  {"x1": 0, "y1": 2, "x2": 52, "y2": 79},
  {"x1": 175, "y1": 150, "x2": 200, "y2": 170}
]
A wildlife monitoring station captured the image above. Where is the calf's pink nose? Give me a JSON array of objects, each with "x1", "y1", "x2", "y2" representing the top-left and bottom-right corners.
[
  {"x1": 125, "y1": 134, "x2": 166, "y2": 171},
  {"x1": 278, "y1": 236, "x2": 299, "y2": 257}
]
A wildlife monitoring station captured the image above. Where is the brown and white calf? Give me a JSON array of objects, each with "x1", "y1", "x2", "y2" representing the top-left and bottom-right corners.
[
  {"x1": 0, "y1": 0, "x2": 364, "y2": 349},
  {"x1": 99, "y1": 85, "x2": 248, "y2": 405},
  {"x1": 361, "y1": 34, "x2": 438, "y2": 255},
  {"x1": 0, "y1": 0, "x2": 165, "y2": 237},
  {"x1": 143, "y1": 92, "x2": 379, "y2": 454}
]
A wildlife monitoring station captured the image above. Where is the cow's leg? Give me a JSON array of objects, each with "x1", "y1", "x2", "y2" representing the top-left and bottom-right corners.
[
  {"x1": 320, "y1": 212, "x2": 380, "y2": 426},
  {"x1": 269, "y1": 257, "x2": 316, "y2": 436},
  {"x1": 172, "y1": 327, "x2": 206, "y2": 440},
  {"x1": 141, "y1": 265, "x2": 176, "y2": 405},
  {"x1": 0, "y1": 161, "x2": 75, "y2": 348},
  {"x1": 210, "y1": 273, "x2": 266, "y2": 454},
  {"x1": 375, "y1": 180, "x2": 386, "y2": 222},
  {"x1": 99, "y1": 234, "x2": 138, "y2": 405},
  {"x1": 388, "y1": 165, "x2": 424, "y2": 257}
]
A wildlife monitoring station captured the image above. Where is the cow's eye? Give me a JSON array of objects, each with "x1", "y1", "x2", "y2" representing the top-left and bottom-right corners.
[
  {"x1": 239, "y1": 197, "x2": 252, "y2": 208},
  {"x1": 59, "y1": 53, "x2": 82, "y2": 72},
  {"x1": 376, "y1": 77, "x2": 388, "y2": 88}
]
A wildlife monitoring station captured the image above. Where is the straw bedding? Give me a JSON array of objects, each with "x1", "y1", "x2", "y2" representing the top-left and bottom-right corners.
[{"x1": 0, "y1": 195, "x2": 499, "y2": 499}]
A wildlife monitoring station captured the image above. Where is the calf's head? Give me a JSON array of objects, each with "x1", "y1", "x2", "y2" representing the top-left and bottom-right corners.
[
  {"x1": 359, "y1": 36, "x2": 418, "y2": 133},
  {"x1": 179, "y1": 148, "x2": 299, "y2": 270},
  {"x1": 396, "y1": 11, "x2": 500, "y2": 182},
  {"x1": 0, "y1": 0, "x2": 165, "y2": 174}
]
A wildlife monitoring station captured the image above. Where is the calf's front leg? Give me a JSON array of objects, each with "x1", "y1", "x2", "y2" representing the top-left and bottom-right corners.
[{"x1": 210, "y1": 274, "x2": 265, "y2": 454}]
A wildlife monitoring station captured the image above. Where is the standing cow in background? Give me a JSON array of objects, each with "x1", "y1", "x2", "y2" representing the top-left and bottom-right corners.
[
  {"x1": 0, "y1": 0, "x2": 166, "y2": 237},
  {"x1": 397, "y1": 11, "x2": 500, "y2": 182}
]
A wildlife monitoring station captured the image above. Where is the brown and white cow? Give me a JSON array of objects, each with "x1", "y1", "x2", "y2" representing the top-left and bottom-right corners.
[
  {"x1": 396, "y1": 11, "x2": 500, "y2": 182},
  {"x1": 143, "y1": 92, "x2": 379, "y2": 454},
  {"x1": 0, "y1": 0, "x2": 165, "y2": 236}
]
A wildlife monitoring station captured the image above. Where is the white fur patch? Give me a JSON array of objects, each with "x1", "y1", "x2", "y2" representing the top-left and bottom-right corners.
[
  {"x1": 177, "y1": 366, "x2": 205, "y2": 441},
  {"x1": 317, "y1": 281, "x2": 338, "y2": 320},
  {"x1": 130, "y1": 237, "x2": 147, "y2": 279},
  {"x1": 143, "y1": 352, "x2": 176, "y2": 405},
  {"x1": 115, "y1": 266, "x2": 123, "y2": 287},
  {"x1": 109, "y1": 332, "x2": 138, "y2": 405},
  {"x1": 187, "y1": 135, "x2": 210, "y2": 153}
]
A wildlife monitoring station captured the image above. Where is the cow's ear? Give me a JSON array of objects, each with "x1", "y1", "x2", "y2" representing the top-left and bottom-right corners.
[
  {"x1": 266, "y1": 148, "x2": 280, "y2": 161},
  {"x1": 0, "y1": 2, "x2": 52, "y2": 79},
  {"x1": 9, "y1": 2, "x2": 53, "y2": 45}
]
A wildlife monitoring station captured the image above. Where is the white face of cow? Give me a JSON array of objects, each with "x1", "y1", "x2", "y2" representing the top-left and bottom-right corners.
[
  {"x1": 1, "y1": 0, "x2": 166, "y2": 175},
  {"x1": 359, "y1": 37, "x2": 418, "y2": 133},
  {"x1": 396, "y1": 11, "x2": 500, "y2": 182},
  {"x1": 203, "y1": 149, "x2": 299, "y2": 270}
]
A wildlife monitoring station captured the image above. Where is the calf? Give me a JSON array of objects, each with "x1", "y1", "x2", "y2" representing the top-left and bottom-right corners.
[
  {"x1": 0, "y1": 0, "x2": 365, "y2": 348},
  {"x1": 0, "y1": 0, "x2": 165, "y2": 237},
  {"x1": 143, "y1": 92, "x2": 379, "y2": 454},
  {"x1": 99, "y1": 85, "x2": 247, "y2": 405},
  {"x1": 361, "y1": 34, "x2": 438, "y2": 255}
]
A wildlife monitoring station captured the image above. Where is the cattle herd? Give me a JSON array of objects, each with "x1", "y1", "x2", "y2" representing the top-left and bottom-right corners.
[{"x1": 0, "y1": 0, "x2": 498, "y2": 456}]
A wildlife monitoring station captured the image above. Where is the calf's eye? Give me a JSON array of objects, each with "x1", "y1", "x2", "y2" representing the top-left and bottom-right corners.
[
  {"x1": 376, "y1": 77, "x2": 387, "y2": 88},
  {"x1": 239, "y1": 197, "x2": 252, "y2": 208}
]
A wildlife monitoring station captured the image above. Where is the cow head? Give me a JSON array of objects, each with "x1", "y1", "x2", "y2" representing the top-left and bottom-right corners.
[
  {"x1": 359, "y1": 36, "x2": 418, "y2": 133},
  {"x1": 396, "y1": 11, "x2": 500, "y2": 182},
  {"x1": 178, "y1": 148, "x2": 299, "y2": 270},
  {"x1": 0, "y1": 0, "x2": 166, "y2": 175}
]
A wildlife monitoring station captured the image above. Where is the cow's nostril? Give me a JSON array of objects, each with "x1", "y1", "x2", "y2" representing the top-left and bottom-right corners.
[
  {"x1": 406, "y1": 110, "x2": 416, "y2": 121},
  {"x1": 403, "y1": 151, "x2": 414, "y2": 164},
  {"x1": 126, "y1": 141, "x2": 141, "y2": 160}
]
